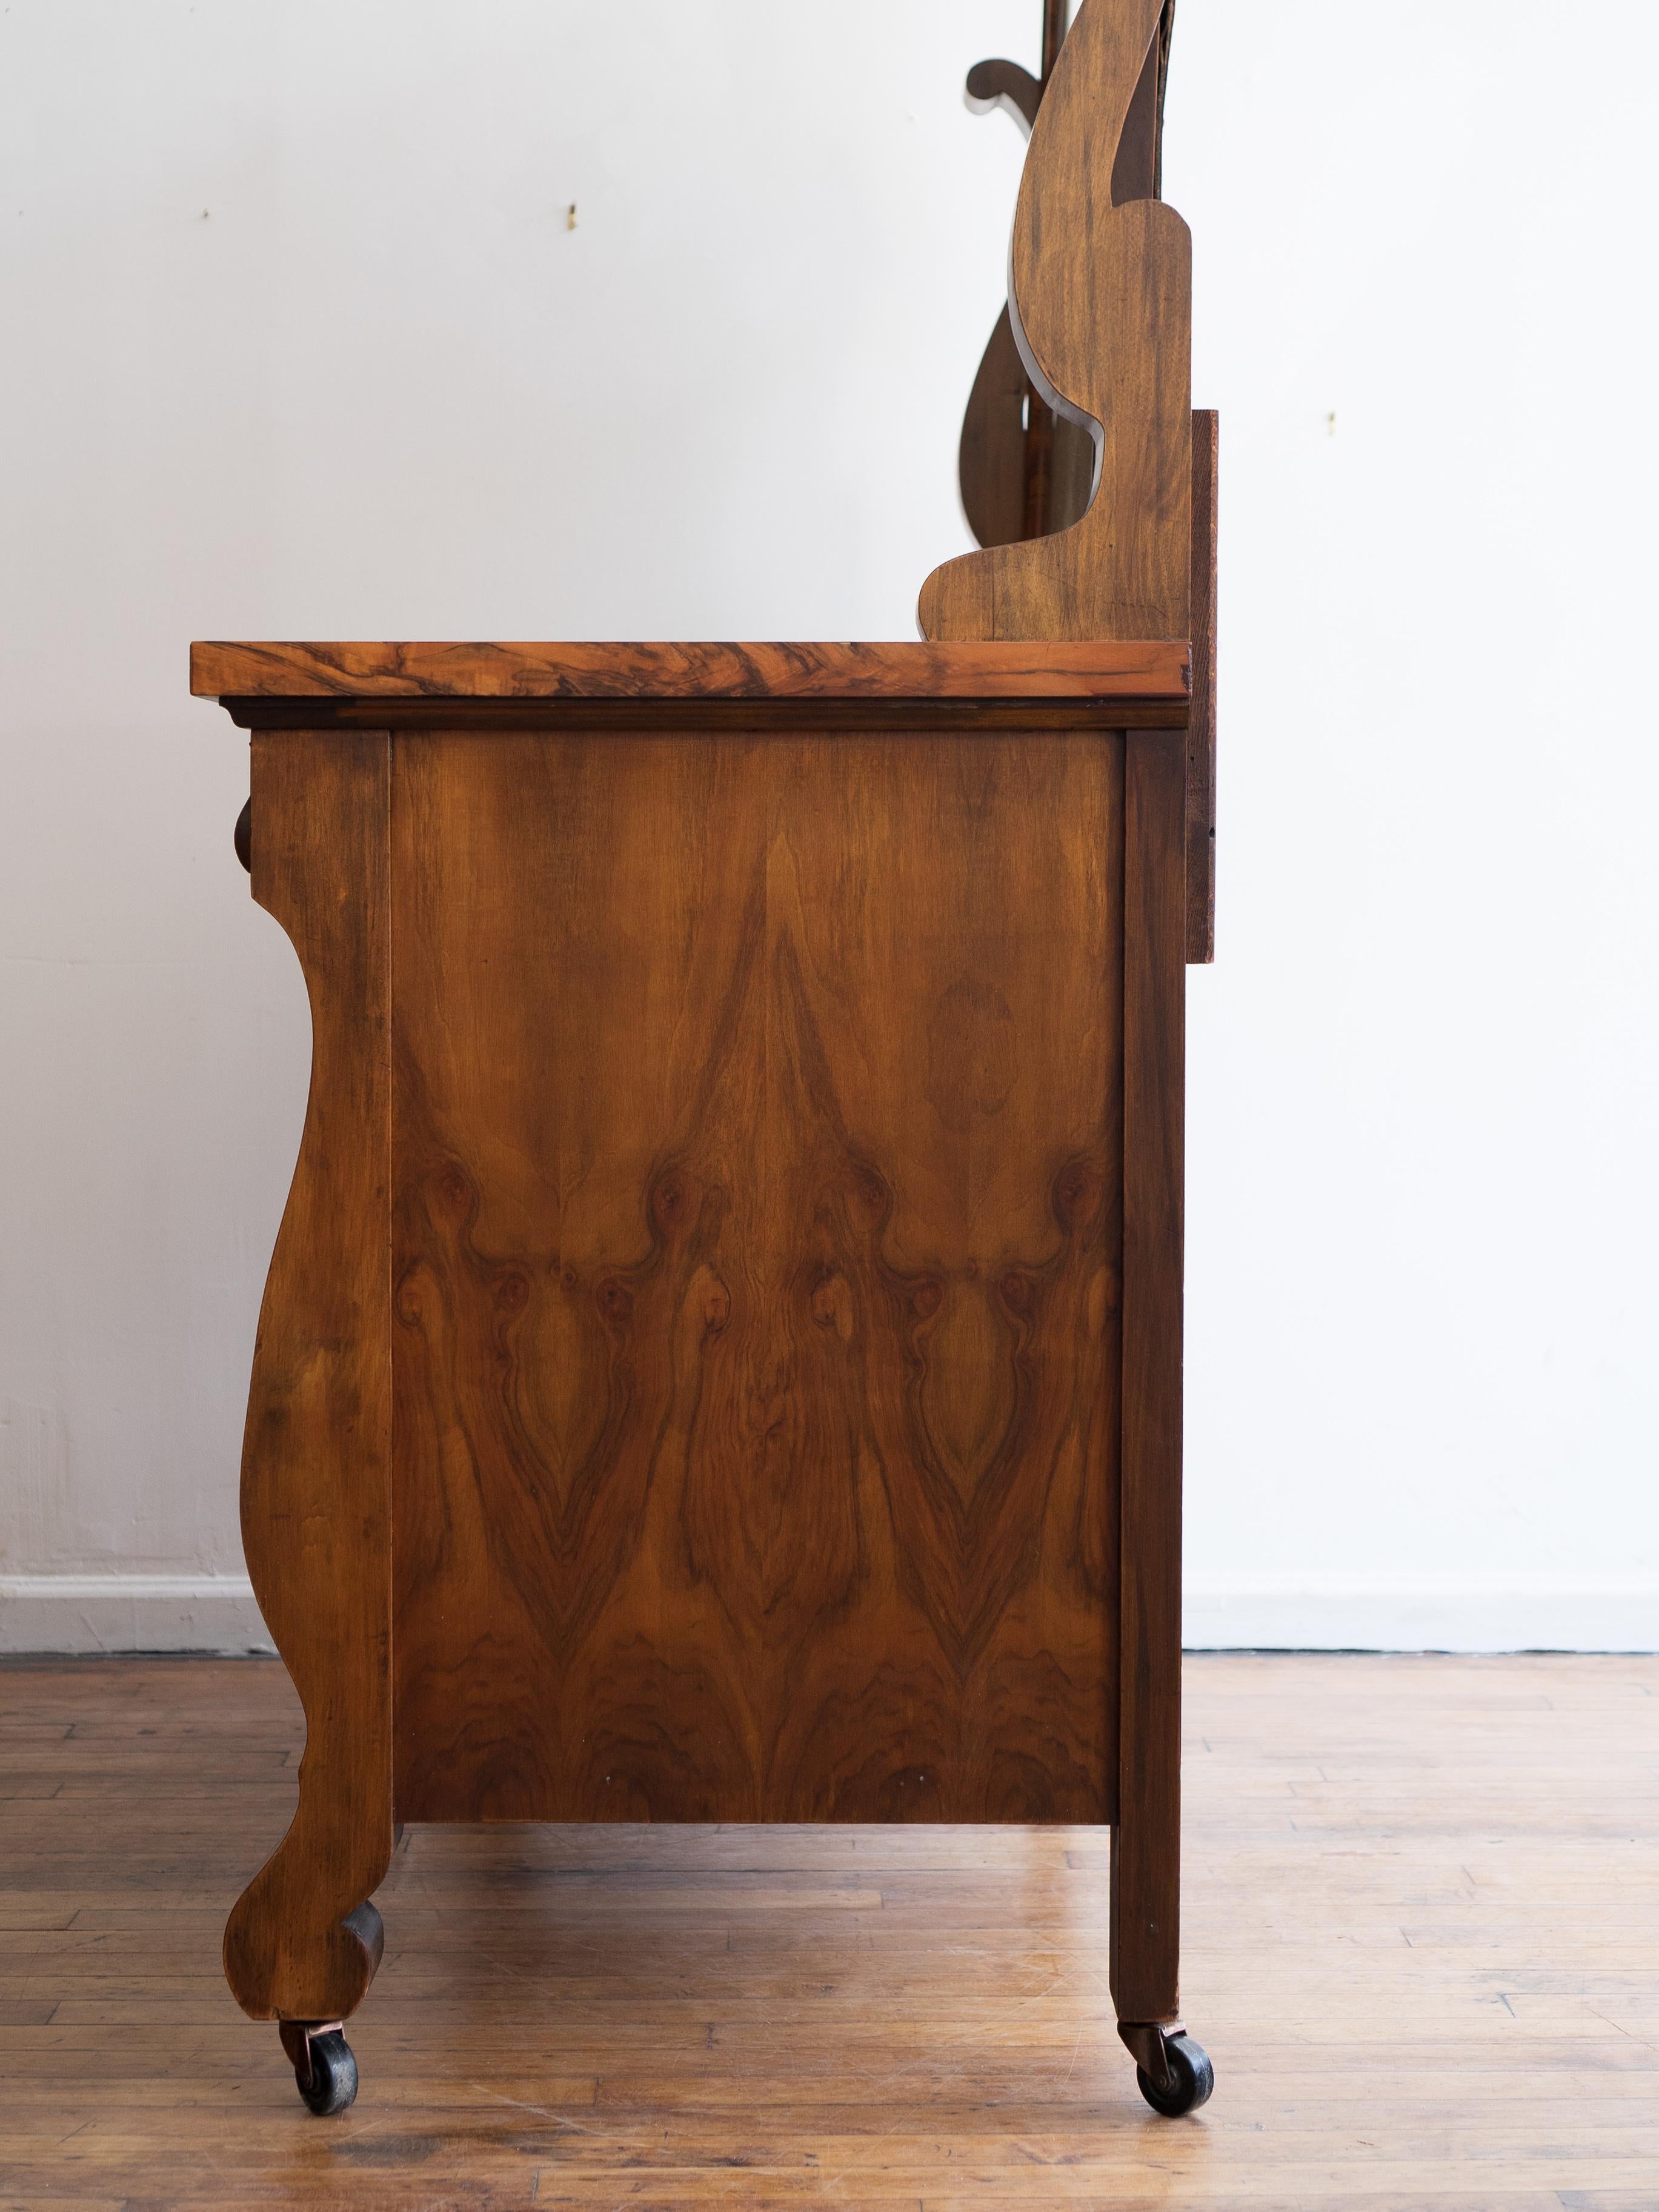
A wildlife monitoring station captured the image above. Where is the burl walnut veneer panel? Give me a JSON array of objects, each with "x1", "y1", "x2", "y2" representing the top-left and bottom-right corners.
[
  {"x1": 191, "y1": 637, "x2": 1191, "y2": 705},
  {"x1": 389, "y1": 729, "x2": 1125, "y2": 1825}
]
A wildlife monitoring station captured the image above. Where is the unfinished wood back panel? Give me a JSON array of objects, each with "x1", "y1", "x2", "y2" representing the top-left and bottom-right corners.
[{"x1": 390, "y1": 728, "x2": 1124, "y2": 1825}]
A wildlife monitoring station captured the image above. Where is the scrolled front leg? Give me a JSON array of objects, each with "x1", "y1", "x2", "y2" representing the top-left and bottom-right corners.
[{"x1": 224, "y1": 729, "x2": 394, "y2": 2035}]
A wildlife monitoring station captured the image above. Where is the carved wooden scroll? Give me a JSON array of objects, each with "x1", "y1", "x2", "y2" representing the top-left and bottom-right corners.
[
  {"x1": 924, "y1": 0, "x2": 1190, "y2": 643},
  {"x1": 959, "y1": 2, "x2": 1174, "y2": 550},
  {"x1": 960, "y1": 4, "x2": 1093, "y2": 547}
]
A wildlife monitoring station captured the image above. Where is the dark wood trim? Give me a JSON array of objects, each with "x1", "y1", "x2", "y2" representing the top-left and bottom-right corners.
[
  {"x1": 1111, "y1": 726, "x2": 1186, "y2": 2027},
  {"x1": 218, "y1": 695, "x2": 1191, "y2": 737},
  {"x1": 1108, "y1": 2, "x2": 1171, "y2": 206},
  {"x1": 191, "y1": 638, "x2": 1192, "y2": 706},
  {"x1": 1042, "y1": 0, "x2": 1071, "y2": 83},
  {"x1": 1186, "y1": 408, "x2": 1218, "y2": 965}
]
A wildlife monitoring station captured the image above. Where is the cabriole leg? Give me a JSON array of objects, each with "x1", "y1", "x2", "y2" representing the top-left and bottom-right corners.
[{"x1": 222, "y1": 729, "x2": 394, "y2": 2093}]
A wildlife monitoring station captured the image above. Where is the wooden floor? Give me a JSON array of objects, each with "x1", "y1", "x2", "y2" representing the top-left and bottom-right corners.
[{"x1": 1, "y1": 1655, "x2": 1654, "y2": 2210}]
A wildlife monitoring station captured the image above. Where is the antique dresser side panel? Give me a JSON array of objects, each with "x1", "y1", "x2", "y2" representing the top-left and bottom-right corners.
[{"x1": 388, "y1": 722, "x2": 1125, "y2": 1824}]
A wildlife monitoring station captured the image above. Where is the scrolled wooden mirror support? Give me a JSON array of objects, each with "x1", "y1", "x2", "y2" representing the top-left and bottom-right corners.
[
  {"x1": 193, "y1": 0, "x2": 1217, "y2": 2124},
  {"x1": 951, "y1": 0, "x2": 1214, "y2": 963}
]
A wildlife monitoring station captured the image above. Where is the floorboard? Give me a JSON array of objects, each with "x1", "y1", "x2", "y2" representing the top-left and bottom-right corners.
[{"x1": 0, "y1": 1653, "x2": 1652, "y2": 2208}]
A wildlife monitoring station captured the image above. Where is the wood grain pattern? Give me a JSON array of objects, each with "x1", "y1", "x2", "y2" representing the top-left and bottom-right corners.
[
  {"x1": 959, "y1": 1, "x2": 1079, "y2": 552},
  {"x1": 1186, "y1": 407, "x2": 1218, "y2": 964},
  {"x1": 8, "y1": 1652, "x2": 1658, "y2": 2205},
  {"x1": 222, "y1": 731, "x2": 394, "y2": 2024},
  {"x1": 389, "y1": 728, "x2": 1125, "y2": 1825},
  {"x1": 190, "y1": 638, "x2": 1191, "y2": 705},
  {"x1": 1041, "y1": 0, "x2": 1072, "y2": 79},
  {"x1": 1111, "y1": 729, "x2": 1187, "y2": 2026},
  {"x1": 922, "y1": 0, "x2": 1192, "y2": 641},
  {"x1": 1109, "y1": 0, "x2": 1172, "y2": 206},
  {"x1": 959, "y1": 1, "x2": 1174, "y2": 553}
]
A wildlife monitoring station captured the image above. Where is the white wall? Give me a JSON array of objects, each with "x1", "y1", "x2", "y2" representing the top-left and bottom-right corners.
[{"x1": 1, "y1": 1, "x2": 1654, "y2": 1655}]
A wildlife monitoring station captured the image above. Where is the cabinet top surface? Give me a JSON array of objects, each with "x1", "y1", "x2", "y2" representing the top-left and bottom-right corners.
[{"x1": 191, "y1": 638, "x2": 1191, "y2": 705}]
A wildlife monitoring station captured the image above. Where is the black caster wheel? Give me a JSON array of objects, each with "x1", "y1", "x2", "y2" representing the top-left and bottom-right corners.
[
  {"x1": 1135, "y1": 2031, "x2": 1214, "y2": 2118},
  {"x1": 279, "y1": 2022, "x2": 358, "y2": 2116}
]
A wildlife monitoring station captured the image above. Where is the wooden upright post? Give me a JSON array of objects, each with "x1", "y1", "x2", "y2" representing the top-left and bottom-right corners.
[{"x1": 1111, "y1": 727, "x2": 1187, "y2": 2030}]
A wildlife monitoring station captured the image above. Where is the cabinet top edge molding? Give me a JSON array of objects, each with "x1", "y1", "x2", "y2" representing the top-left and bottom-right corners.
[{"x1": 191, "y1": 638, "x2": 1192, "y2": 705}]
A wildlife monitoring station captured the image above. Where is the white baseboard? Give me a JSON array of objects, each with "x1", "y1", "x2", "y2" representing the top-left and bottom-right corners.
[
  {"x1": 1, "y1": 1571, "x2": 1652, "y2": 1658},
  {"x1": 1183, "y1": 1572, "x2": 1659, "y2": 1653},
  {"x1": 0, "y1": 1575, "x2": 274, "y2": 1655}
]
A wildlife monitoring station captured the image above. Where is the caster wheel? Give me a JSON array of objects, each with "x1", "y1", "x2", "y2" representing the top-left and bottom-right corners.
[
  {"x1": 1135, "y1": 2031, "x2": 1214, "y2": 2118},
  {"x1": 285, "y1": 2026, "x2": 358, "y2": 2117}
]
